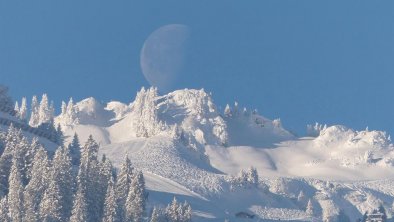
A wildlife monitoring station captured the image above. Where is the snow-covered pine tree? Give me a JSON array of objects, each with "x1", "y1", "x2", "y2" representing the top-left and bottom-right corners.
[
  {"x1": 125, "y1": 171, "x2": 146, "y2": 222},
  {"x1": 166, "y1": 197, "x2": 179, "y2": 222},
  {"x1": 61, "y1": 101, "x2": 67, "y2": 116},
  {"x1": 39, "y1": 179, "x2": 62, "y2": 222},
  {"x1": 0, "y1": 196, "x2": 11, "y2": 222},
  {"x1": 116, "y1": 155, "x2": 134, "y2": 221},
  {"x1": 8, "y1": 157, "x2": 24, "y2": 222},
  {"x1": 246, "y1": 167, "x2": 258, "y2": 187},
  {"x1": 133, "y1": 87, "x2": 162, "y2": 138},
  {"x1": 24, "y1": 147, "x2": 50, "y2": 222},
  {"x1": 102, "y1": 177, "x2": 118, "y2": 222},
  {"x1": 50, "y1": 147, "x2": 74, "y2": 221},
  {"x1": 78, "y1": 135, "x2": 103, "y2": 222},
  {"x1": 65, "y1": 98, "x2": 79, "y2": 125},
  {"x1": 150, "y1": 207, "x2": 160, "y2": 222},
  {"x1": 55, "y1": 124, "x2": 64, "y2": 146},
  {"x1": 182, "y1": 202, "x2": 192, "y2": 222},
  {"x1": 68, "y1": 133, "x2": 81, "y2": 167},
  {"x1": 70, "y1": 184, "x2": 88, "y2": 222},
  {"x1": 297, "y1": 190, "x2": 307, "y2": 208},
  {"x1": 306, "y1": 199, "x2": 314, "y2": 216},
  {"x1": 0, "y1": 125, "x2": 20, "y2": 196},
  {"x1": 38, "y1": 94, "x2": 53, "y2": 125},
  {"x1": 224, "y1": 104, "x2": 231, "y2": 117},
  {"x1": 29, "y1": 96, "x2": 40, "y2": 127},
  {"x1": 14, "y1": 101, "x2": 19, "y2": 115},
  {"x1": 98, "y1": 156, "x2": 114, "y2": 220},
  {"x1": 19, "y1": 97, "x2": 28, "y2": 122}
]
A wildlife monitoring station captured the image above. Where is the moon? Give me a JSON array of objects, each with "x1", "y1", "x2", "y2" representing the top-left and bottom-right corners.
[{"x1": 140, "y1": 24, "x2": 191, "y2": 93}]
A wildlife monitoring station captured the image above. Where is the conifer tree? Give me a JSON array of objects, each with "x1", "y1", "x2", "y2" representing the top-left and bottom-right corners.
[
  {"x1": 150, "y1": 207, "x2": 160, "y2": 222},
  {"x1": 70, "y1": 184, "x2": 88, "y2": 222},
  {"x1": 306, "y1": 199, "x2": 314, "y2": 216},
  {"x1": 125, "y1": 171, "x2": 146, "y2": 222},
  {"x1": 224, "y1": 104, "x2": 231, "y2": 117},
  {"x1": 19, "y1": 97, "x2": 28, "y2": 122},
  {"x1": 68, "y1": 133, "x2": 81, "y2": 166},
  {"x1": 39, "y1": 94, "x2": 52, "y2": 125},
  {"x1": 51, "y1": 147, "x2": 74, "y2": 221},
  {"x1": 0, "y1": 196, "x2": 11, "y2": 222},
  {"x1": 116, "y1": 155, "x2": 134, "y2": 221},
  {"x1": 39, "y1": 180, "x2": 62, "y2": 222},
  {"x1": 14, "y1": 101, "x2": 19, "y2": 114},
  {"x1": 8, "y1": 157, "x2": 24, "y2": 222},
  {"x1": 24, "y1": 147, "x2": 50, "y2": 222},
  {"x1": 29, "y1": 95, "x2": 40, "y2": 127},
  {"x1": 102, "y1": 177, "x2": 118, "y2": 222},
  {"x1": 78, "y1": 135, "x2": 102, "y2": 222},
  {"x1": 0, "y1": 125, "x2": 18, "y2": 196}
]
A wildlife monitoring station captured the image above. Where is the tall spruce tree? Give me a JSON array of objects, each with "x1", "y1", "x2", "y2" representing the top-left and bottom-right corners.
[
  {"x1": 68, "y1": 133, "x2": 81, "y2": 167},
  {"x1": 0, "y1": 196, "x2": 11, "y2": 222},
  {"x1": 125, "y1": 171, "x2": 146, "y2": 222},
  {"x1": 70, "y1": 184, "x2": 88, "y2": 222},
  {"x1": 29, "y1": 95, "x2": 40, "y2": 127},
  {"x1": 102, "y1": 177, "x2": 118, "y2": 222},
  {"x1": 8, "y1": 157, "x2": 24, "y2": 222},
  {"x1": 24, "y1": 147, "x2": 50, "y2": 222},
  {"x1": 116, "y1": 155, "x2": 134, "y2": 221}
]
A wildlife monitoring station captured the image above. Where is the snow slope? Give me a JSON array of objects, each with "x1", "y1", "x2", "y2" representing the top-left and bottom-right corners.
[{"x1": 46, "y1": 88, "x2": 394, "y2": 221}]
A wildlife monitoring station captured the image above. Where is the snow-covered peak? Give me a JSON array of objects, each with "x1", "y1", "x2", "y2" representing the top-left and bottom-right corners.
[
  {"x1": 160, "y1": 89, "x2": 217, "y2": 117},
  {"x1": 75, "y1": 97, "x2": 115, "y2": 126},
  {"x1": 316, "y1": 125, "x2": 392, "y2": 149}
]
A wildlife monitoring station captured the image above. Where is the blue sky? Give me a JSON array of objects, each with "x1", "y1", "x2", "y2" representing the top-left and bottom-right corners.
[{"x1": 1, "y1": 1, "x2": 394, "y2": 136}]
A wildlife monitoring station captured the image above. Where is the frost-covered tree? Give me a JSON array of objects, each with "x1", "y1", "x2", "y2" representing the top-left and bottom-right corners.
[
  {"x1": 306, "y1": 122, "x2": 327, "y2": 137},
  {"x1": 70, "y1": 184, "x2": 88, "y2": 222},
  {"x1": 150, "y1": 207, "x2": 160, "y2": 222},
  {"x1": 55, "y1": 124, "x2": 64, "y2": 146},
  {"x1": 165, "y1": 197, "x2": 192, "y2": 222},
  {"x1": 224, "y1": 104, "x2": 231, "y2": 117},
  {"x1": 24, "y1": 147, "x2": 50, "y2": 222},
  {"x1": 272, "y1": 118, "x2": 282, "y2": 128},
  {"x1": 212, "y1": 117, "x2": 228, "y2": 146},
  {"x1": 102, "y1": 177, "x2": 118, "y2": 222},
  {"x1": 14, "y1": 101, "x2": 19, "y2": 114},
  {"x1": 68, "y1": 133, "x2": 81, "y2": 167},
  {"x1": 0, "y1": 125, "x2": 32, "y2": 195},
  {"x1": 0, "y1": 196, "x2": 11, "y2": 222},
  {"x1": 125, "y1": 171, "x2": 146, "y2": 222},
  {"x1": 38, "y1": 94, "x2": 53, "y2": 125},
  {"x1": 306, "y1": 199, "x2": 314, "y2": 216},
  {"x1": 61, "y1": 101, "x2": 67, "y2": 116},
  {"x1": 66, "y1": 98, "x2": 79, "y2": 125},
  {"x1": 50, "y1": 147, "x2": 74, "y2": 221},
  {"x1": 8, "y1": 157, "x2": 24, "y2": 222},
  {"x1": 19, "y1": 97, "x2": 28, "y2": 121},
  {"x1": 78, "y1": 135, "x2": 103, "y2": 222},
  {"x1": 29, "y1": 96, "x2": 40, "y2": 127},
  {"x1": 116, "y1": 155, "x2": 134, "y2": 221},
  {"x1": 133, "y1": 87, "x2": 162, "y2": 138},
  {"x1": 246, "y1": 167, "x2": 258, "y2": 186},
  {"x1": 297, "y1": 190, "x2": 307, "y2": 208},
  {"x1": 39, "y1": 179, "x2": 62, "y2": 222}
]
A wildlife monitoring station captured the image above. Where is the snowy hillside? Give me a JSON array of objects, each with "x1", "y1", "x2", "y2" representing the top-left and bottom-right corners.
[{"x1": 3, "y1": 86, "x2": 394, "y2": 221}]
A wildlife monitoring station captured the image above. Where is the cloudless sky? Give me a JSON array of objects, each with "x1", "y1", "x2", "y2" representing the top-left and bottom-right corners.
[{"x1": 1, "y1": 1, "x2": 394, "y2": 136}]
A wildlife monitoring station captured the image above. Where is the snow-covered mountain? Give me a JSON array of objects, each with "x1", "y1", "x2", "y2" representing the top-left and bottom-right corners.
[{"x1": 4, "y1": 87, "x2": 394, "y2": 221}]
